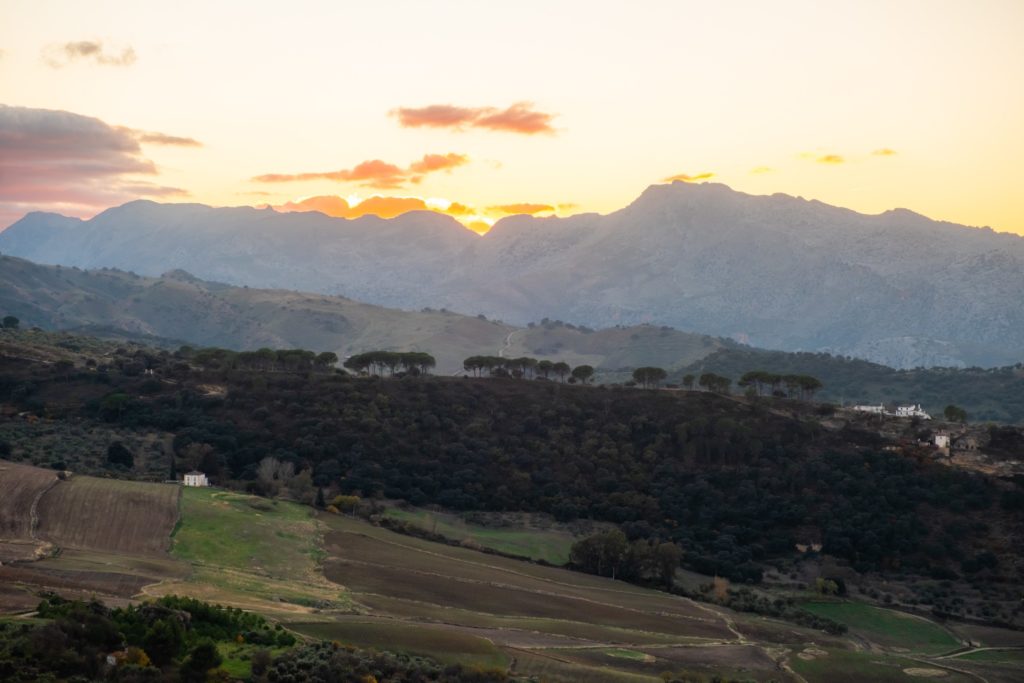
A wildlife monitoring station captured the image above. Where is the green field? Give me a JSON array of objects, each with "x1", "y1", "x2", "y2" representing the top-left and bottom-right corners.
[
  {"x1": 792, "y1": 648, "x2": 975, "y2": 683},
  {"x1": 288, "y1": 620, "x2": 510, "y2": 670},
  {"x1": 167, "y1": 488, "x2": 345, "y2": 611},
  {"x1": 952, "y1": 648, "x2": 1024, "y2": 664},
  {"x1": 382, "y1": 505, "x2": 577, "y2": 565},
  {"x1": 801, "y1": 601, "x2": 961, "y2": 654}
]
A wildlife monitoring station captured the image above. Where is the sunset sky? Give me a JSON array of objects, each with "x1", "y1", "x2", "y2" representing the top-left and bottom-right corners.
[{"x1": 2, "y1": 0, "x2": 1023, "y2": 233}]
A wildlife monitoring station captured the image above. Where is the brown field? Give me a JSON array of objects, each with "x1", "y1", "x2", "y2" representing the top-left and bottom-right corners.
[
  {"x1": 0, "y1": 460, "x2": 58, "y2": 542},
  {"x1": 35, "y1": 476, "x2": 180, "y2": 556}
]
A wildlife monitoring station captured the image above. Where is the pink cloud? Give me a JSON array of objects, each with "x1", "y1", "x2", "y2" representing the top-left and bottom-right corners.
[{"x1": 0, "y1": 105, "x2": 195, "y2": 228}]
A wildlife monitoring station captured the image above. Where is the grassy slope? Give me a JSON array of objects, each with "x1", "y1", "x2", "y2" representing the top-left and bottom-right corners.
[
  {"x1": 166, "y1": 488, "x2": 345, "y2": 614},
  {"x1": 382, "y1": 506, "x2": 578, "y2": 565},
  {"x1": 800, "y1": 601, "x2": 961, "y2": 654}
]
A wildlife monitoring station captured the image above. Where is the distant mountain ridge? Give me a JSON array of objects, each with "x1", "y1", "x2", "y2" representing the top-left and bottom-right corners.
[
  {"x1": 0, "y1": 254, "x2": 727, "y2": 374},
  {"x1": 3, "y1": 182, "x2": 1023, "y2": 368}
]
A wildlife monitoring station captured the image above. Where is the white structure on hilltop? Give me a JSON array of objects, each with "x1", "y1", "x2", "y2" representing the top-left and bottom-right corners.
[
  {"x1": 183, "y1": 471, "x2": 208, "y2": 487},
  {"x1": 934, "y1": 432, "x2": 950, "y2": 449},
  {"x1": 895, "y1": 404, "x2": 932, "y2": 420},
  {"x1": 850, "y1": 403, "x2": 932, "y2": 419}
]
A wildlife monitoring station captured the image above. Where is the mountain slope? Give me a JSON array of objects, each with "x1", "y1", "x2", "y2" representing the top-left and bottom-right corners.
[
  {"x1": 0, "y1": 255, "x2": 727, "y2": 374},
  {"x1": 3, "y1": 183, "x2": 1023, "y2": 368}
]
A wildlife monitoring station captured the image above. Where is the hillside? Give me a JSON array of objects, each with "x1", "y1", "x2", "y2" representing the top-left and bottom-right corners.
[
  {"x1": 2, "y1": 334, "x2": 1024, "y2": 680},
  {"x1": 0, "y1": 254, "x2": 728, "y2": 374},
  {"x1": 680, "y1": 348, "x2": 1024, "y2": 424},
  {"x1": 2, "y1": 335, "x2": 1022, "y2": 621},
  {"x1": 4, "y1": 183, "x2": 1024, "y2": 368}
]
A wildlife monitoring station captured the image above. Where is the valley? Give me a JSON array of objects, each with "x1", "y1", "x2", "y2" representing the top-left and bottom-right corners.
[{"x1": 3, "y1": 460, "x2": 1022, "y2": 682}]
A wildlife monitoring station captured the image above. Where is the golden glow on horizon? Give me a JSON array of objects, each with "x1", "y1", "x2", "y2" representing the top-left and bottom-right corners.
[{"x1": 1, "y1": 0, "x2": 1023, "y2": 234}]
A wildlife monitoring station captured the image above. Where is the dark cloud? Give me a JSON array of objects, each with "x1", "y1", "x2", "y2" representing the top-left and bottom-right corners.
[
  {"x1": 391, "y1": 102, "x2": 557, "y2": 135},
  {"x1": 43, "y1": 40, "x2": 137, "y2": 68},
  {"x1": 0, "y1": 105, "x2": 193, "y2": 227}
]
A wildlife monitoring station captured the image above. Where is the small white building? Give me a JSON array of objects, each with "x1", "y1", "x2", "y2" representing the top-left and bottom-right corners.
[
  {"x1": 895, "y1": 404, "x2": 932, "y2": 420},
  {"x1": 851, "y1": 404, "x2": 886, "y2": 415},
  {"x1": 183, "y1": 470, "x2": 208, "y2": 487},
  {"x1": 934, "y1": 432, "x2": 951, "y2": 449}
]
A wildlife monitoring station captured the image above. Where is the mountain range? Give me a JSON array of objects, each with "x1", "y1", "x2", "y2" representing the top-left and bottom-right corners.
[
  {"x1": 3, "y1": 181, "x2": 1023, "y2": 368},
  {"x1": 0, "y1": 254, "x2": 726, "y2": 374}
]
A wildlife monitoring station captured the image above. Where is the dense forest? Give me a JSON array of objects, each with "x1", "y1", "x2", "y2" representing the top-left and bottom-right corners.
[
  {"x1": 2, "y1": 336, "x2": 1020, "y2": 591},
  {"x1": 681, "y1": 348, "x2": 1024, "y2": 423}
]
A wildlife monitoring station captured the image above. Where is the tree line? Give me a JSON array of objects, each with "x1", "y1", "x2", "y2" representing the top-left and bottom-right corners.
[
  {"x1": 343, "y1": 351, "x2": 437, "y2": 376},
  {"x1": 738, "y1": 370, "x2": 823, "y2": 399},
  {"x1": 181, "y1": 346, "x2": 338, "y2": 373},
  {"x1": 463, "y1": 355, "x2": 595, "y2": 383}
]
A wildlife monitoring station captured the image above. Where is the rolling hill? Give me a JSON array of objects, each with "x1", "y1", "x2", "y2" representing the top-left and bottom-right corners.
[
  {"x1": 4, "y1": 182, "x2": 1024, "y2": 368},
  {"x1": 0, "y1": 254, "x2": 729, "y2": 374}
]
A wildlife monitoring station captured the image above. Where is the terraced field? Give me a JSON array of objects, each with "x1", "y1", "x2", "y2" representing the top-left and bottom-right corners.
[
  {"x1": 2, "y1": 462, "x2": 1021, "y2": 682},
  {"x1": 35, "y1": 476, "x2": 180, "y2": 555},
  {"x1": 0, "y1": 462, "x2": 186, "y2": 611},
  {"x1": 0, "y1": 460, "x2": 58, "y2": 562},
  {"x1": 312, "y1": 514, "x2": 808, "y2": 682}
]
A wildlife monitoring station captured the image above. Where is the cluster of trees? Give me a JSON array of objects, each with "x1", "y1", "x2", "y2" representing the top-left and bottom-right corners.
[
  {"x1": 632, "y1": 366, "x2": 667, "y2": 388},
  {"x1": 944, "y1": 404, "x2": 968, "y2": 423},
  {"x1": 182, "y1": 346, "x2": 339, "y2": 372},
  {"x1": 463, "y1": 356, "x2": 594, "y2": 383},
  {"x1": 681, "y1": 347, "x2": 1024, "y2": 423},
  {"x1": 0, "y1": 594, "x2": 293, "y2": 682},
  {"x1": 738, "y1": 370, "x2": 823, "y2": 399},
  {"x1": 1, "y1": 315, "x2": 18, "y2": 329},
  {"x1": 343, "y1": 351, "x2": 436, "y2": 376},
  {"x1": 267, "y1": 641, "x2": 509, "y2": 683},
  {"x1": 570, "y1": 529, "x2": 682, "y2": 588},
  {"x1": 698, "y1": 372, "x2": 732, "y2": 394}
]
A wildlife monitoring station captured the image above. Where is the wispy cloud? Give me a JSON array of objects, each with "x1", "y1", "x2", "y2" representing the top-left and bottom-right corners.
[
  {"x1": 664, "y1": 172, "x2": 715, "y2": 183},
  {"x1": 750, "y1": 166, "x2": 773, "y2": 174},
  {"x1": 43, "y1": 40, "x2": 137, "y2": 68},
  {"x1": 0, "y1": 105, "x2": 194, "y2": 227},
  {"x1": 872, "y1": 148, "x2": 897, "y2": 156},
  {"x1": 488, "y1": 203, "x2": 555, "y2": 215},
  {"x1": 132, "y1": 130, "x2": 203, "y2": 147},
  {"x1": 391, "y1": 102, "x2": 557, "y2": 135},
  {"x1": 816, "y1": 154, "x2": 845, "y2": 164},
  {"x1": 252, "y1": 153, "x2": 469, "y2": 189}
]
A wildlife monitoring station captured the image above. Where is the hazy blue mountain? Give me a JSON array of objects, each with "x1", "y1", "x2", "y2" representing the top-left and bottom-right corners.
[{"x1": 4, "y1": 182, "x2": 1023, "y2": 368}]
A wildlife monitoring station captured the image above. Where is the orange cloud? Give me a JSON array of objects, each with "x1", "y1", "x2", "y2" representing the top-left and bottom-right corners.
[
  {"x1": 873, "y1": 148, "x2": 897, "y2": 156},
  {"x1": 391, "y1": 102, "x2": 556, "y2": 135},
  {"x1": 488, "y1": 203, "x2": 555, "y2": 215},
  {"x1": 439, "y1": 201, "x2": 474, "y2": 216},
  {"x1": 351, "y1": 196, "x2": 428, "y2": 218},
  {"x1": 407, "y1": 152, "x2": 469, "y2": 174},
  {"x1": 664, "y1": 172, "x2": 715, "y2": 183},
  {"x1": 252, "y1": 153, "x2": 468, "y2": 189},
  {"x1": 817, "y1": 154, "x2": 844, "y2": 164},
  {"x1": 273, "y1": 195, "x2": 435, "y2": 220}
]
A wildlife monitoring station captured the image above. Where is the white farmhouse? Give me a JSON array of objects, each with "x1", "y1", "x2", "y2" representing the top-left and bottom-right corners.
[
  {"x1": 851, "y1": 404, "x2": 885, "y2": 415},
  {"x1": 183, "y1": 470, "x2": 208, "y2": 487},
  {"x1": 895, "y1": 404, "x2": 932, "y2": 420},
  {"x1": 934, "y1": 432, "x2": 950, "y2": 449}
]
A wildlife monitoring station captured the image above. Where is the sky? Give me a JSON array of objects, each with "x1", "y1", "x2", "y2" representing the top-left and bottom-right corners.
[{"x1": 1, "y1": 0, "x2": 1023, "y2": 234}]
